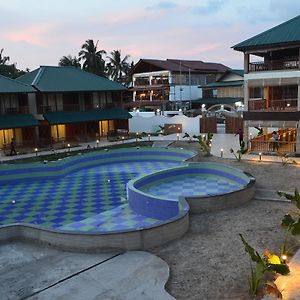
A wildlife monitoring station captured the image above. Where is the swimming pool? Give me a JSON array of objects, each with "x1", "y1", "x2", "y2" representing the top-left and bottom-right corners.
[
  {"x1": 0, "y1": 148, "x2": 196, "y2": 233},
  {"x1": 0, "y1": 147, "x2": 255, "y2": 251}
]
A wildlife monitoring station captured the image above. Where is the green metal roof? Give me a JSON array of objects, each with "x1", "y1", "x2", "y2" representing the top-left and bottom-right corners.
[
  {"x1": 44, "y1": 108, "x2": 132, "y2": 125},
  {"x1": 233, "y1": 15, "x2": 300, "y2": 51},
  {"x1": 0, "y1": 74, "x2": 35, "y2": 94},
  {"x1": 201, "y1": 80, "x2": 244, "y2": 88},
  {"x1": 17, "y1": 66, "x2": 127, "y2": 92},
  {"x1": 0, "y1": 114, "x2": 38, "y2": 129}
]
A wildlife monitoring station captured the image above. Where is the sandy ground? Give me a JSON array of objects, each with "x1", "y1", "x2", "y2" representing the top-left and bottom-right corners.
[{"x1": 152, "y1": 142, "x2": 300, "y2": 300}]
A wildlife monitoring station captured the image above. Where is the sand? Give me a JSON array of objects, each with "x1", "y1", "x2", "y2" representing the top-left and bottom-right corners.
[{"x1": 152, "y1": 142, "x2": 300, "y2": 300}]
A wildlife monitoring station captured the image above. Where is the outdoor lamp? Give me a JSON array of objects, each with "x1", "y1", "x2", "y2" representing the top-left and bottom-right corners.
[
  {"x1": 176, "y1": 133, "x2": 179, "y2": 141},
  {"x1": 220, "y1": 148, "x2": 223, "y2": 158},
  {"x1": 259, "y1": 152, "x2": 262, "y2": 161},
  {"x1": 96, "y1": 140, "x2": 99, "y2": 147},
  {"x1": 34, "y1": 148, "x2": 38, "y2": 156},
  {"x1": 67, "y1": 143, "x2": 70, "y2": 152},
  {"x1": 281, "y1": 254, "x2": 287, "y2": 264},
  {"x1": 148, "y1": 134, "x2": 151, "y2": 141}
]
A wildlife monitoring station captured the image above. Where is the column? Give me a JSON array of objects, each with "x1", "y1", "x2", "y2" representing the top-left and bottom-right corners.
[
  {"x1": 244, "y1": 53, "x2": 249, "y2": 74},
  {"x1": 244, "y1": 80, "x2": 249, "y2": 111}
]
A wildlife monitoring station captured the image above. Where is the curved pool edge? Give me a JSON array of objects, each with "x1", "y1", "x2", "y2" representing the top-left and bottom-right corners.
[
  {"x1": 127, "y1": 162, "x2": 256, "y2": 218},
  {"x1": 184, "y1": 175, "x2": 256, "y2": 213},
  {"x1": 0, "y1": 211, "x2": 189, "y2": 252}
]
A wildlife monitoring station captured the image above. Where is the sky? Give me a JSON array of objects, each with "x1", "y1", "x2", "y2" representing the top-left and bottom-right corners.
[{"x1": 1, "y1": 0, "x2": 300, "y2": 71}]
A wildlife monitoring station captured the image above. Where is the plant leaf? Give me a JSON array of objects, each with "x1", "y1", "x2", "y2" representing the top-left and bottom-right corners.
[
  {"x1": 281, "y1": 214, "x2": 295, "y2": 227},
  {"x1": 291, "y1": 219, "x2": 300, "y2": 235},
  {"x1": 268, "y1": 263, "x2": 290, "y2": 275},
  {"x1": 239, "y1": 234, "x2": 262, "y2": 263}
]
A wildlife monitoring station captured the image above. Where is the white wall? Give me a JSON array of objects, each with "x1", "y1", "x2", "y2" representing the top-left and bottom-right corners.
[
  {"x1": 170, "y1": 85, "x2": 201, "y2": 101},
  {"x1": 129, "y1": 114, "x2": 201, "y2": 135}
]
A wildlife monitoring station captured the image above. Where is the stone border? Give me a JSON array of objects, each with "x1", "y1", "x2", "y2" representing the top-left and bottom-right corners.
[
  {"x1": 0, "y1": 212, "x2": 189, "y2": 252},
  {"x1": 184, "y1": 177, "x2": 256, "y2": 213}
]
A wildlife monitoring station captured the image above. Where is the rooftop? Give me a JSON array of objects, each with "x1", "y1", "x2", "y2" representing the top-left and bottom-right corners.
[
  {"x1": 233, "y1": 15, "x2": 300, "y2": 51},
  {"x1": 132, "y1": 58, "x2": 229, "y2": 74},
  {"x1": 16, "y1": 66, "x2": 127, "y2": 93},
  {"x1": 0, "y1": 74, "x2": 35, "y2": 94}
]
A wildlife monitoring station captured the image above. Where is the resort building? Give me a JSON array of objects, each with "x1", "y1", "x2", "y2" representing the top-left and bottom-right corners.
[
  {"x1": 0, "y1": 74, "x2": 38, "y2": 150},
  {"x1": 200, "y1": 69, "x2": 244, "y2": 111},
  {"x1": 233, "y1": 15, "x2": 300, "y2": 154},
  {"x1": 0, "y1": 66, "x2": 131, "y2": 151},
  {"x1": 127, "y1": 58, "x2": 228, "y2": 112},
  {"x1": 17, "y1": 66, "x2": 130, "y2": 146}
]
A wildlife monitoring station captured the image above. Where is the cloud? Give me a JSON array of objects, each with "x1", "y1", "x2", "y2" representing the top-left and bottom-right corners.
[
  {"x1": 5, "y1": 24, "x2": 57, "y2": 47},
  {"x1": 193, "y1": 0, "x2": 226, "y2": 15},
  {"x1": 148, "y1": 1, "x2": 178, "y2": 10}
]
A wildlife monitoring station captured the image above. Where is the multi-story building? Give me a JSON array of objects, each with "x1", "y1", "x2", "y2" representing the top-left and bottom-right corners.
[
  {"x1": 127, "y1": 59, "x2": 228, "y2": 111},
  {"x1": 233, "y1": 15, "x2": 300, "y2": 154},
  {"x1": 200, "y1": 69, "x2": 244, "y2": 109},
  {"x1": 0, "y1": 66, "x2": 131, "y2": 151},
  {"x1": 0, "y1": 74, "x2": 38, "y2": 149}
]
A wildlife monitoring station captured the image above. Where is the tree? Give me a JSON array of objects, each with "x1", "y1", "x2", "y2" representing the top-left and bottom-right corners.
[
  {"x1": 78, "y1": 39, "x2": 106, "y2": 76},
  {"x1": 0, "y1": 48, "x2": 10, "y2": 65},
  {"x1": 58, "y1": 55, "x2": 81, "y2": 68},
  {"x1": 0, "y1": 48, "x2": 26, "y2": 78},
  {"x1": 106, "y1": 50, "x2": 130, "y2": 82}
]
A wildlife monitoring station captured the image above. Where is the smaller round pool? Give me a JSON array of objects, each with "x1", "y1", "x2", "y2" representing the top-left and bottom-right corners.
[{"x1": 127, "y1": 162, "x2": 255, "y2": 217}]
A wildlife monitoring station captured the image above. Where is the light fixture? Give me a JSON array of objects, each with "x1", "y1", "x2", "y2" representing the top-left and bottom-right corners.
[
  {"x1": 96, "y1": 139, "x2": 99, "y2": 147},
  {"x1": 148, "y1": 134, "x2": 151, "y2": 141},
  {"x1": 220, "y1": 148, "x2": 223, "y2": 158},
  {"x1": 281, "y1": 254, "x2": 287, "y2": 264},
  {"x1": 67, "y1": 143, "x2": 71, "y2": 152},
  {"x1": 259, "y1": 152, "x2": 262, "y2": 161},
  {"x1": 176, "y1": 133, "x2": 179, "y2": 141},
  {"x1": 34, "y1": 148, "x2": 38, "y2": 156}
]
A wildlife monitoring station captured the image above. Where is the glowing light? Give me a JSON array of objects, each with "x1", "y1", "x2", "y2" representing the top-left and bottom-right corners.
[{"x1": 220, "y1": 148, "x2": 223, "y2": 158}]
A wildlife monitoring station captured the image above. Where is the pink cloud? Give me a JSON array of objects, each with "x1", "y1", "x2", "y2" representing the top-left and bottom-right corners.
[{"x1": 5, "y1": 24, "x2": 57, "y2": 47}]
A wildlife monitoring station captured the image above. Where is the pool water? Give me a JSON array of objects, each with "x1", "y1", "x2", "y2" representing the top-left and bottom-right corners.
[
  {"x1": 0, "y1": 161, "x2": 180, "y2": 230},
  {"x1": 140, "y1": 174, "x2": 243, "y2": 199}
]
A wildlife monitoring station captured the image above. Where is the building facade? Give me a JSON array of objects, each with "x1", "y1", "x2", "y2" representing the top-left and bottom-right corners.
[
  {"x1": 0, "y1": 66, "x2": 131, "y2": 151},
  {"x1": 127, "y1": 59, "x2": 228, "y2": 112},
  {"x1": 0, "y1": 75, "x2": 38, "y2": 150},
  {"x1": 233, "y1": 15, "x2": 300, "y2": 154}
]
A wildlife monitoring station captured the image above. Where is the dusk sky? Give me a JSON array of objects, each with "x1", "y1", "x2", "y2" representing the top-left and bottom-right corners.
[{"x1": 1, "y1": 0, "x2": 300, "y2": 71}]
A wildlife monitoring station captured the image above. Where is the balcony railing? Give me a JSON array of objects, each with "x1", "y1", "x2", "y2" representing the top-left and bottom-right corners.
[
  {"x1": 37, "y1": 103, "x2": 121, "y2": 114},
  {"x1": 249, "y1": 58, "x2": 299, "y2": 72},
  {"x1": 248, "y1": 98, "x2": 297, "y2": 112},
  {"x1": 249, "y1": 129, "x2": 297, "y2": 153},
  {"x1": 1, "y1": 106, "x2": 29, "y2": 115}
]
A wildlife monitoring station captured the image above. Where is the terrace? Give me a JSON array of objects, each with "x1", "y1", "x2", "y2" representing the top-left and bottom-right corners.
[
  {"x1": 248, "y1": 98, "x2": 297, "y2": 112},
  {"x1": 249, "y1": 57, "x2": 299, "y2": 72}
]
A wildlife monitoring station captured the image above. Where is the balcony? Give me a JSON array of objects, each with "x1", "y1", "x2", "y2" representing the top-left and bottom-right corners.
[
  {"x1": 249, "y1": 58, "x2": 299, "y2": 72},
  {"x1": 248, "y1": 98, "x2": 297, "y2": 112},
  {"x1": 1, "y1": 106, "x2": 29, "y2": 115}
]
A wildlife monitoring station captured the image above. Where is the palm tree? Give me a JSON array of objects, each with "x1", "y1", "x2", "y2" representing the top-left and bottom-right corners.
[
  {"x1": 0, "y1": 48, "x2": 10, "y2": 65},
  {"x1": 58, "y1": 55, "x2": 81, "y2": 68},
  {"x1": 106, "y1": 50, "x2": 130, "y2": 82},
  {"x1": 78, "y1": 39, "x2": 106, "y2": 76}
]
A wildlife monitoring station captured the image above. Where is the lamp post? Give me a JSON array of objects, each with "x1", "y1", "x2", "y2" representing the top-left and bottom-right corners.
[
  {"x1": 34, "y1": 148, "x2": 38, "y2": 156},
  {"x1": 259, "y1": 152, "x2": 262, "y2": 161},
  {"x1": 67, "y1": 143, "x2": 71, "y2": 152},
  {"x1": 176, "y1": 133, "x2": 180, "y2": 141},
  {"x1": 96, "y1": 140, "x2": 99, "y2": 147},
  {"x1": 148, "y1": 134, "x2": 151, "y2": 141},
  {"x1": 220, "y1": 148, "x2": 223, "y2": 158}
]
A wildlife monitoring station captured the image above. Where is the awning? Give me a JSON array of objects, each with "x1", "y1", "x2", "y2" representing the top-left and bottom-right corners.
[
  {"x1": 0, "y1": 114, "x2": 39, "y2": 129},
  {"x1": 193, "y1": 97, "x2": 243, "y2": 105},
  {"x1": 44, "y1": 108, "x2": 132, "y2": 125}
]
